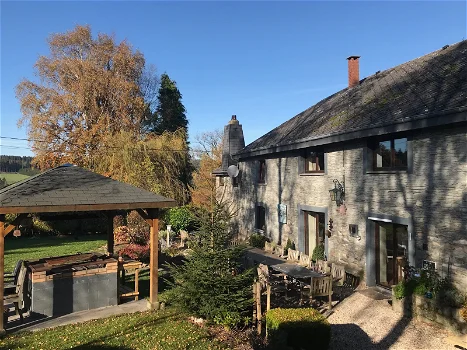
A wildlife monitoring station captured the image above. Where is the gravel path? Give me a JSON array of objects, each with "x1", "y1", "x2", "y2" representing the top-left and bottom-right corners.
[{"x1": 327, "y1": 291, "x2": 451, "y2": 349}]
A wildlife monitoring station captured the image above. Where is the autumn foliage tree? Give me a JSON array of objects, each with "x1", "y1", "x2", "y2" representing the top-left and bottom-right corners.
[
  {"x1": 191, "y1": 130, "x2": 223, "y2": 210},
  {"x1": 16, "y1": 25, "x2": 158, "y2": 170}
]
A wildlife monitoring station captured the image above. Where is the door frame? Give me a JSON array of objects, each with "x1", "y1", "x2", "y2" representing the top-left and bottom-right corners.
[
  {"x1": 298, "y1": 204, "x2": 328, "y2": 258},
  {"x1": 366, "y1": 212, "x2": 414, "y2": 287}
]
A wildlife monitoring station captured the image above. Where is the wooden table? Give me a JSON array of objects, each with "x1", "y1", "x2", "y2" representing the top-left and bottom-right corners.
[{"x1": 270, "y1": 263, "x2": 323, "y2": 280}]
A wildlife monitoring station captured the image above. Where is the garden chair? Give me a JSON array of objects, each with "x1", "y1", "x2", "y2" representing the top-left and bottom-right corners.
[
  {"x1": 4, "y1": 263, "x2": 27, "y2": 322},
  {"x1": 316, "y1": 260, "x2": 331, "y2": 274},
  {"x1": 4, "y1": 260, "x2": 23, "y2": 291},
  {"x1": 331, "y1": 263, "x2": 345, "y2": 286},
  {"x1": 299, "y1": 275, "x2": 333, "y2": 310},
  {"x1": 299, "y1": 253, "x2": 311, "y2": 268},
  {"x1": 287, "y1": 249, "x2": 300, "y2": 262},
  {"x1": 273, "y1": 245, "x2": 285, "y2": 257},
  {"x1": 257, "y1": 264, "x2": 288, "y2": 296},
  {"x1": 264, "y1": 242, "x2": 274, "y2": 253}
]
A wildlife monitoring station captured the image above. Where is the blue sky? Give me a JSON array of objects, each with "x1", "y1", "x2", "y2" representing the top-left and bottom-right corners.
[{"x1": 1, "y1": 1, "x2": 466, "y2": 156}]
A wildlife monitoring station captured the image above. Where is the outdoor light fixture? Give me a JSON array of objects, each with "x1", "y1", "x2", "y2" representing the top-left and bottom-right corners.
[{"x1": 329, "y1": 178, "x2": 345, "y2": 206}]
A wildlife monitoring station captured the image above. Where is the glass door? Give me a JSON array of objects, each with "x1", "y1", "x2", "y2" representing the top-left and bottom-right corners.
[
  {"x1": 304, "y1": 212, "x2": 325, "y2": 256},
  {"x1": 376, "y1": 223, "x2": 408, "y2": 287}
]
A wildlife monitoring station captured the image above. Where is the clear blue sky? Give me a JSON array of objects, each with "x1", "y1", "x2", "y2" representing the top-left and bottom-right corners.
[{"x1": 1, "y1": 1, "x2": 466, "y2": 156}]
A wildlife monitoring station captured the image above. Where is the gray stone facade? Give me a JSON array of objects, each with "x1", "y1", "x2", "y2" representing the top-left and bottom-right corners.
[{"x1": 219, "y1": 123, "x2": 467, "y2": 290}]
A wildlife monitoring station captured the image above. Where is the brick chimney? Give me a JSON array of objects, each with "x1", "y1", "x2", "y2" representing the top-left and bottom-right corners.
[{"x1": 347, "y1": 56, "x2": 360, "y2": 88}]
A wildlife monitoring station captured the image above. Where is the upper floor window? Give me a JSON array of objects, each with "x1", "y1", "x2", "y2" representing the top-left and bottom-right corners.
[
  {"x1": 258, "y1": 160, "x2": 266, "y2": 183},
  {"x1": 305, "y1": 151, "x2": 325, "y2": 173},
  {"x1": 373, "y1": 138, "x2": 407, "y2": 170}
]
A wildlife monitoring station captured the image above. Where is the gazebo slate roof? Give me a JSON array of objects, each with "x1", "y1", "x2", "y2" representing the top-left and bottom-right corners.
[{"x1": 0, "y1": 165, "x2": 177, "y2": 214}]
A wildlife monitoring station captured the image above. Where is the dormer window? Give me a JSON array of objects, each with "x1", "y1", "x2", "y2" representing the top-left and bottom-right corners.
[
  {"x1": 258, "y1": 160, "x2": 266, "y2": 184},
  {"x1": 305, "y1": 151, "x2": 325, "y2": 173}
]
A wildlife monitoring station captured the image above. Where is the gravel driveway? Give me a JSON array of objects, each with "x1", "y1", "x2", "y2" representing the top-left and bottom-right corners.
[{"x1": 327, "y1": 291, "x2": 452, "y2": 349}]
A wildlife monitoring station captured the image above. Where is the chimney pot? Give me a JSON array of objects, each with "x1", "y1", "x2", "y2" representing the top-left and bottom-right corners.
[{"x1": 347, "y1": 56, "x2": 360, "y2": 88}]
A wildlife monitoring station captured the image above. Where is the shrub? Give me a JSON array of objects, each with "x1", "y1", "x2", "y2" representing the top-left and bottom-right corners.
[
  {"x1": 284, "y1": 239, "x2": 295, "y2": 255},
  {"x1": 114, "y1": 226, "x2": 130, "y2": 244},
  {"x1": 311, "y1": 243, "x2": 325, "y2": 262},
  {"x1": 436, "y1": 289, "x2": 466, "y2": 308},
  {"x1": 127, "y1": 211, "x2": 150, "y2": 245},
  {"x1": 249, "y1": 233, "x2": 267, "y2": 248},
  {"x1": 165, "y1": 206, "x2": 195, "y2": 233},
  {"x1": 119, "y1": 244, "x2": 150, "y2": 262},
  {"x1": 266, "y1": 308, "x2": 331, "y2": 350}
]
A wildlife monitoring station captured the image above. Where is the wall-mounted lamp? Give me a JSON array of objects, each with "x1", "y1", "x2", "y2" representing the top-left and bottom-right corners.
[{"x1": 329, "y1": 178, "x2": 345, "y2": 206}]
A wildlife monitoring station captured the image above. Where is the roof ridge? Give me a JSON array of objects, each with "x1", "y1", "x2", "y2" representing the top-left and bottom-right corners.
[{"x1": 0, "y1": 166, "x2": 60, "y2": 195}]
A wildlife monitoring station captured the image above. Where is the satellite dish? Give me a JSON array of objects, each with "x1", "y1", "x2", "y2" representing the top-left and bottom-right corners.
[{"x1": 227, "y1": 165, "x2": 239, "y2": 178}]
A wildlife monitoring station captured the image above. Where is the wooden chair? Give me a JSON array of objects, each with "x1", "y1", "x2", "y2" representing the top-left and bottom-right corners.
[
  {"x1": 299, "y1": 253, "x2": 311, "y2": 267},
  {"x1": 4, "y1": 260, "x2": 23, "y2": 290},
  {"x1": 287, "y1": 249, "x2": 300, "y2": 262},
  {"x1": 257, "y1": 264, "x2": 288, "y2": 296},
  {"x1": 118, "y1": 260, "x2": 146, "y2": 303},
  {"x1": 264, "y1": 242, "x2": 274, "y2": 253},
  {"x1": 331, "y1": 263, "x2": 345, "y2": 286},
  {"x1": 273, "y1": 245, "x2": 284, "y2": 257},
  {"x1": 300, "y1": 275, "x2": 333, "y2": 310},
  {"x1": 316, "y1": 260, "x2": 331, "y2": 274},
  {"x1": 4, "y1": 263, "x2": 27, "y2": 322}
]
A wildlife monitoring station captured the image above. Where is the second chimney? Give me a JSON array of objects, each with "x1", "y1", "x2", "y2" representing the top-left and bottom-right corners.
[{"x1": 347, "y1": 56, "x2": 360, "y2": 88}]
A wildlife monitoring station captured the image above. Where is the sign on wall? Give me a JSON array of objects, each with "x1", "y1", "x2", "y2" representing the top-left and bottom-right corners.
[{"x1": 278, "y1": 204, "x2": 287, "y2": 224}]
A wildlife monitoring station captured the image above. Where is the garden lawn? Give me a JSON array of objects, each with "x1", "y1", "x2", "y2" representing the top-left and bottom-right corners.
[
  {"x1": 0, "y1": 308, "x2": 226, "y2": 350},
  {"x1": 5, "y1": 235, "x2": 107, "y2": 271},
  {"x1": 0, "y1": 173, "x2": 30, "y2": 185}
]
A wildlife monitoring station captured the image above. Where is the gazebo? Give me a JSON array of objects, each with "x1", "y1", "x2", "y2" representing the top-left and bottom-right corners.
[{"x1": 0, "y1": 164, "x2": 177, "y2": 332}]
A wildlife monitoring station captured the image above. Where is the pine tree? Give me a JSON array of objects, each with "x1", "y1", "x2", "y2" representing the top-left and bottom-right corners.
[
  {"x1": 146, "y1": 73, "x2": 188, "y2": 134},
  {"x1": 165, "y1": 201, "x2": 253, "y2": 328}
]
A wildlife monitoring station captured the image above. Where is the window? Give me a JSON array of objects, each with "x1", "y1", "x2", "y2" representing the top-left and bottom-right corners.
[
  {"x1": 258, "y1": 160, "x2": 266, "y2": 183},
  {"x1": 373, "y1": 138, "x2": 407, "y2": 170},
  {"x1": 256, "y1": 205, "x2": 266, "y2": 232},
  {"x1": 217, "y1": 177, "x2": 224, "y2": 187},
  {"x1": 305, "y1": 151, "x2": 325, "y2": 173}
]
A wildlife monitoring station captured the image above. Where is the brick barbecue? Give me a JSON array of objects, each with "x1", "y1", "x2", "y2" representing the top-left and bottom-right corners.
[{"x1": 27, "y1": 253, "x2": 118, "y2": 317}]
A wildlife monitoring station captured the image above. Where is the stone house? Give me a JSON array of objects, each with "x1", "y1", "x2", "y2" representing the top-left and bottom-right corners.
[{"x1": 214, "y1": 41, "x2": 467, "y2": 290}]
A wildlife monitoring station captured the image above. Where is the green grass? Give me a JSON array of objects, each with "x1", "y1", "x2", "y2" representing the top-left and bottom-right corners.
[
  {"x1": 5, "y1": 235, "x2": 107, "y2": 271},
  {"x1": 0, "y1": 308, "x2": 227, "y2": 350},
  {"x1": 0, "y1": 173, "x2": 30, "y2": 185}
]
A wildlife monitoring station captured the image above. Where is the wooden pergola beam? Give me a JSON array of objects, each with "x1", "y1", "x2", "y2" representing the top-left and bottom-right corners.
[
  {"x1": 135, "y1": 209, "x2": 153, "y2": 226},
  {"x1": 0, "y1": 201, "x2": 177, "y2": 215}
]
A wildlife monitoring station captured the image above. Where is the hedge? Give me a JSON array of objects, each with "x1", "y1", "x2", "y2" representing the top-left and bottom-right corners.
[{"x1": 266, "y1": 308, "x2": 331, "y2": 350}]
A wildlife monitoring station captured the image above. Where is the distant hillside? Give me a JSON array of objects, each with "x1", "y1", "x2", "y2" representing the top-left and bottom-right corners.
[{"x1": 0, "y1": 155, "x2": 35, "y2": 173}]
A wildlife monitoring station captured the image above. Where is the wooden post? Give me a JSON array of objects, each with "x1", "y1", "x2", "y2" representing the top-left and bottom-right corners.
[
  {"x1": 0, "y1": 214, "x2": 5, "y2": 334},
  {"x1": 252, "y1": 281, "x2": 257, "y2": 326},
  {"x1": 135, "y1": 268, "x2": 139, "y2": 301},
  {"x1": 256, "y1": 282, "x2": 262, "y2": 335},
  {"x1": 107, "y1": 213, "x2": 114, "y2": 255},
  {"x1": 147, "y1": 209, "x2": 159, "y2": 310},
  {"x1": 266, "y1": 284, "x2": 271, "y2": 312}
]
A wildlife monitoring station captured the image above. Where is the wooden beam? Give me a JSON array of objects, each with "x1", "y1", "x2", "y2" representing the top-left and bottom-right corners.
[
  {"x1": 148, "y1": 216, "x2": 159, "y2": 310},
  {"x1": 3, "y1": 213, "x2": 29, "y2": 237},
  {"x1": 0, "y1": 200, "x2": 177, "y2": 215},
  {"x1": 0, "y1": 214, "x2": 5, "y2": 333},
  {"x1": 107, "y1": 213, "x2": 114, "y2": 255},
  {"x1": 135, "y1": 209, "x2": 153, "y2": 226}
]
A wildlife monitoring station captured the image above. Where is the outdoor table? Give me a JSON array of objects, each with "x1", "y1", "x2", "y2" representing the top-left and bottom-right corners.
[{"x1": 269, "y1": 263, "x2": 323, "y2": 280}]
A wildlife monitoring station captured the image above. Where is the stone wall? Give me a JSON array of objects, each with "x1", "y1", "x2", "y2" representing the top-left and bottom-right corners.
[{"x1": 219, "y1": 124, "x2": 467, "y2": 290}]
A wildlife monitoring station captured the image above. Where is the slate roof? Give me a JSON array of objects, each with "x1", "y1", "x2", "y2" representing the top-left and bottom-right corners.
[
  {"x1": 239, "y1": 41, "x2": 467, "y2": 156},
  {"x1": 0, "y1": 165, "x2": 176, "y2": 213}
]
